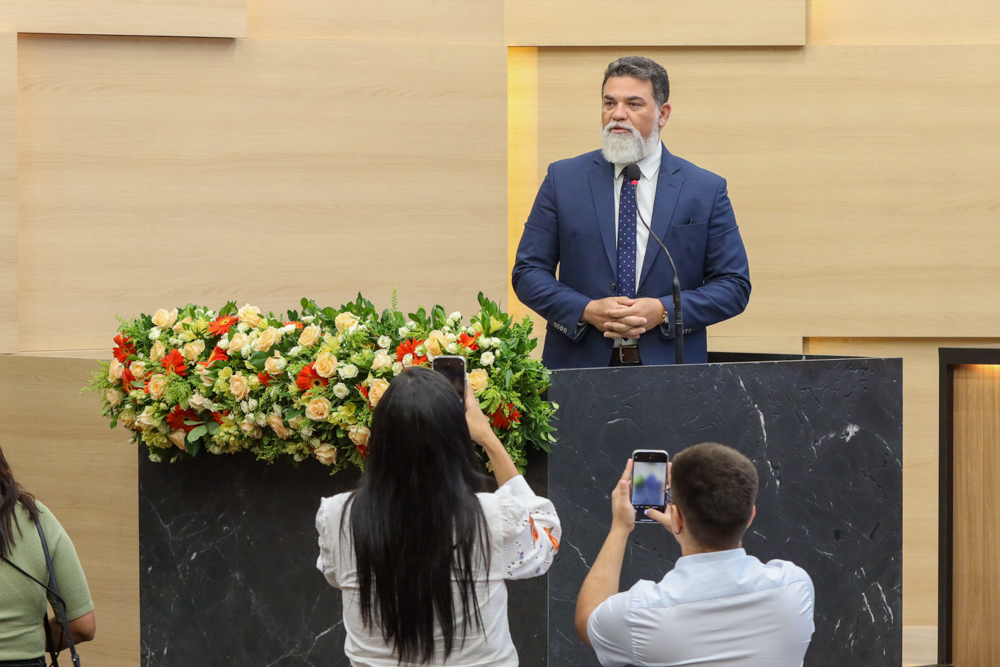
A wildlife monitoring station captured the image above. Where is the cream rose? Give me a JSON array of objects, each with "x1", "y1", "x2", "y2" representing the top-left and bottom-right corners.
[
  {"x1": 129, "y1": 361, "x2": 147, "y2": 380},
  {"x1": 424, "y1": 330, "x2": 447, "y2": 359},
  {"x1": 337, "y1": 364, "x2": 358, "y2": 379},
  {"x1": 334, "y1": 312, "x2": 359, "y2": 334},
  {"x1": 288, "y1": 415, "x2": 303, "y2": 430},
  {"x1": 368, "y1": 378, "x2": 390, "y2": 407},
  {"x1": 314, "y1": 352, "x2": 338, "y2": 378},
  {"x1": 332, "y1": 383, "x2": 350, "y2": 399},
  {"x1": 188, "y1": 393, "x2": 208, "y2": 412},
  {"x1": 172, "y1": 316, "x2": 193, "y2": 333},
  {"x1": 314, "y1": 443, "x2": 338, "y2": 466},
  {"x1": 182, "y1": 339, "x2": 206, "y2": 361},
  {"x1": 306, "y1": 396, "x2": 332, "y2": 422},
  {"x1": 392, "y1": 361, "x2": 403, "y2": 376},
  {"x1": 264, "y1": 353, "x2": 287, "y2": 375},
  {"x1": 136, "y1": 408, "x2": 156, "y2": 429},
  {"x1": 168, "y1": 430, "x2": 187, "y2": 450},
  {"x1": 480, "y1": 351, "x2": 495, "y2": 366},
  {"x1": 148, "y1": 374, "x2": 168, "y2": 401},
  {"x1": 150, "y1": 340, "x2": 166, "y2": 362},
  {"x1": 106, "y1": 389, "x2": 124, "y2": 407},
  {"x1": 120, "y1": 411, "x2": 136, "y2": 430},
  {"x1": 152, "y1": 308, "x2": 178, "y2": 328},
  {"x1": 298, "y1": 324, "x2": 321, "y2": 347},
  {"x1": 240, "y1": 420, "x2": 262, "y2": 438},
  {"x1": 108, "y1": 359, "x2": 124, "y2": 382},
  {"x1": 468, "y1": 369, "x2": 489, "y2": 394},
  {"x1": 267, "y1": 414, "x2": 291, "y2": 439},
  {"x1": 228, "y1": 332, "x2": 249, "y2": 355},
  {"x1": 348, "y1": 425, "x2": 371, "y2": 448},
  {"x1": 377, "y1": 335, "x2": 392, "y2": 349},
  {"x1": 238, "y1": 304, "x2": 263, "y2": 328},
  {"x1": 371, "y1": 350, "x2": 392, "y2": 371},
  {"x1": 229, "y1": 373, "x2": 250, "y2": 400},
  {"x1": 255, "y1": 327, "x2": 281, "y2": 352}
]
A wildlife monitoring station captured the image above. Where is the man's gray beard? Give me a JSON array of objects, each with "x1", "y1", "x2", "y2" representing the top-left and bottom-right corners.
[{"x1": 600, "y1": 122, "x2": 660, "y2": 165}]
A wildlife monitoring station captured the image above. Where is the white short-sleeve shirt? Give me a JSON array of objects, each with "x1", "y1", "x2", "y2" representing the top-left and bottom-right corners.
[{"x1": 588, "y1": 548, "x2": 815, "y2": 667}]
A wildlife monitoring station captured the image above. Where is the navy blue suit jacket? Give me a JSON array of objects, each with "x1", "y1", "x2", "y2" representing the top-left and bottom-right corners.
[{"x1": 512, "y1": 146, "x2": 751, "y2": 369}]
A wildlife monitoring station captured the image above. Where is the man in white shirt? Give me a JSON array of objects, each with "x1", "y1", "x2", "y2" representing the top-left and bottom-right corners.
[{"x1": 575, "y1": 443, "x2": 815, "y2": 667}]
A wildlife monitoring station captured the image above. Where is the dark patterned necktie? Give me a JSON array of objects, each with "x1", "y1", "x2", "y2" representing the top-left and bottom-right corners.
[{"x1": 616, "y1": 174, "x2": 637, "y2": 299}]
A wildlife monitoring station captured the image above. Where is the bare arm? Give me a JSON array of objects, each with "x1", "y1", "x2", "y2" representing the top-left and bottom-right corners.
[
  {"x1": 465, "y1": 383, "x2": 519, "y2": 487},
  {"x1": 48, "y1": 610, "x2": 96, "y2": 649}
]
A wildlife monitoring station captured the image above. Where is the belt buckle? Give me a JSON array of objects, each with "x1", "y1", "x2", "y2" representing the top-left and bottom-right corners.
[{"x1": 617, "y1": 344, "x2": 640, "y2": 365}]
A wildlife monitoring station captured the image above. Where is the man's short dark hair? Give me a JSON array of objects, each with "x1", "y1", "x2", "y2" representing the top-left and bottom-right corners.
[
  {"x1": 602, "y1": 56, "x2": 670, "y2": 108},
  {"x1": 671, "y1": 443, "x2": 758, "y2": 549}
]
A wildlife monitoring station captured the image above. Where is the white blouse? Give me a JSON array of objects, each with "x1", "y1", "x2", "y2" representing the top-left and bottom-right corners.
[{"x1": 315, "y1": 475, "x2": 561, "y2": 667}]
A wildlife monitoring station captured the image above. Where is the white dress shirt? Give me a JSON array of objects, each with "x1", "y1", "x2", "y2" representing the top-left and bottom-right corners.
[
  {"x1": 316, "y1": 475, "x2": 561, "y2": 667},
  {"x1": 588, "y1": 548, "x2": 815, "y2": 667},
  {"x1": 612, "y1": 144, "x2": 662, "y2": 347}
]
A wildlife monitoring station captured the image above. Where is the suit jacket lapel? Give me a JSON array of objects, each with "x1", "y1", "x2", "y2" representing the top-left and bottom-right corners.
[
  {"x1": 638, "y1": 148, "x2": 682, "y2": 291},
  {"x1": 589, "y1": 158, "x2": 618, "y2": 273}
]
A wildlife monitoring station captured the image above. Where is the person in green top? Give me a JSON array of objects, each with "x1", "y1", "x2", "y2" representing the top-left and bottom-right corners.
[{"x1": 0, "y1": 444, "x2": 96, "y2": 666}]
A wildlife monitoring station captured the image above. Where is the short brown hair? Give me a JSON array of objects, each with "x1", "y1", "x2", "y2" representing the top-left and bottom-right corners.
[
  {"x1": 671, "y1": 443, "x2": 758, "y2": 549},
  {"x1": 602, "y1": 56, "x2": 670, "y2": 107}
]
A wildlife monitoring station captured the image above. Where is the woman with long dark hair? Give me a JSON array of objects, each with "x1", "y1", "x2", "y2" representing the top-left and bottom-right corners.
[
  {"x1": 0, "y1": 445, "x2": 96, "y2": 666},
  {"x1": 316, "y1": 367, "x2": 560, "y2": 666}
]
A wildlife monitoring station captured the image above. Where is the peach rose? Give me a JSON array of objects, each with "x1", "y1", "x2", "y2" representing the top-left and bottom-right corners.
[
  {"x1": 108, "y1": 359, "x2": 124, "y2": 382},
  {"x1": 129, "y1": 361, "x2": 147, "y2": 380},
  {"x1": 168, "y1": 430, "x2": 187, "y2": 450},
  {"x1": 229, "y1": 373, "x2": 250, "y2": 400},
  {"x1": 187, "y1": 393, "x2": 208, "y2": 412},
  {"x1": 106, "y1": 389, "x2": 124, "y2": 407},
  {"x1": 288, "y1": 415, "x2": 303, "y2": 430},
  {"x1": 371, "y1": 350, "x2": 392, "y2": 371},
  {"x1": 255, "y1": 327, "x2": 281, "y2": 352},
  {"x1": 298, "y1": 324, "x2": 321, "y2": 347},
  {"x1": 264, "y1": 353, "x2": 287, "y2": 375},
  {"x1": 424, "y1": 330, "x2": 446, "y2": 359},
  {"x1": 147, "y1": 374, "x2": 168, "y2": 401},
  {"x1": 348, "y1": 425, "x2": 371, "y2": 448},
  {"x1": 150, "y1": 340, "x2": 166, "y2": 362},
  {"x1": 267, "y1": 414, "x2": 290, "y2": 439},
  {"x1": 240, "y1": 420, "x2": 262, "y2": 438},
  {"x1": 468, "y1": 368, "x2": 489, "y2": 394},
  {"x1": 238, "y1": 304, "x2": 263, "y2": 328},
  {"x1": 172, "y1": 316, "x2": 193, "y2": 333},
  {"x1": 119, "y1": 411, "x2": 136, "y2": 430},
  {"x1": 314, "y1": 443, "x2": 338, "y2": 466},
  {"x1": 368, "y1": 378, "x2": 390, "y2": 407},
  {"x1": 314, "y1": 352, "x2": 338, "y2": 378},
  {"x1": 306, "y1": 396, "x2": 332, "y2": 422},
  {"x1": 152, "y1": 308, "x2": 178, "y2": 328},
  {"x1": 228, "y1": 332, "x2": 249, "y2": 355},
  {"x1": 334, "y1": 312, "x2": 359, "y2": 334},
  {"x1": 182, "y1": 340, "x2": 206, "y2": 361}
]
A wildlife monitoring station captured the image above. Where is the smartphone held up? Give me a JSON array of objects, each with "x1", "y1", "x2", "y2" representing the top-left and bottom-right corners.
[
  {"x1": 432, "y1": 355, "x2": 467, "y2": 402},
  {"x1": 631, "y1": 449, "x2": 669, "y2": 523}
]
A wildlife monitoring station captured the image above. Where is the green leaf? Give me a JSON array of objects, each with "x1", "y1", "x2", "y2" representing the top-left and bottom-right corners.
[
  {"x1": 206, "y1": 421, "x2": 220, "y2": 435},
  {"x1": 187, "y1": 438, "x2": 202, "y2": 456},
  {"x1": 183, "y1": 419, "x2": 202, "y2": 425},
  {"x1": 109, "y1": 415, "x2": 118, "y2": 429},
  {"x1": 249, "y1": 351, "x2": 269, "y2": 371},
  {"x1": 187, "y1": 425, "x2": 208, "y2": 442}
]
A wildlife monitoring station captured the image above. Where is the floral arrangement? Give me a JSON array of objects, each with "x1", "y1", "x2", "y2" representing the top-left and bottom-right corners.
[{"x1": 86, "y1": 293, "x2": 556, "y2": 472}]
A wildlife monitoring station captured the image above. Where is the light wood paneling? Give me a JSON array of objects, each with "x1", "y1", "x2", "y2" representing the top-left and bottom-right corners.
[
  {"x1": 0, "y1": 356, "x2": 138, "y2": 667},
  {"x1": 505, "y1": 0, "x2": 805, "y2": 46},
  {"x1": 536, "y1": 47, "x2": 1000, "y2": 338},
  {"x1": 17, "y1": 35, "x2": 507, "y2": 351},
  {"x1": 0, "y1": 0, "x2": 245, "y2": 38},
  {"x1": 952, "y1": 364, "x2": 1000, "y2": 666},
  {"x1": 0, "y1": 33, "x2": 14, "y2": 353},
  {"x1": 707, "y1": 336, "x2": 803, "y2": 355},
  {"x1": 812, "y1": 0, "x2": 1000, "y2": 45},
  {"x1": 248, "y1": 0, "x2": 501, "y2": 43}
]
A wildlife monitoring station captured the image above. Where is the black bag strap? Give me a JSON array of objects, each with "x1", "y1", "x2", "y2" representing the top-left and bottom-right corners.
[{"x1": 34, "y1": 519, "x2": 81, "y2": 667}]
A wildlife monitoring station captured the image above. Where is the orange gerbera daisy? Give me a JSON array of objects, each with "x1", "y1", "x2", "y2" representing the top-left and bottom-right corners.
[
  {"x1": 207, "y1": 315, "x2": 239, "y2": 336},
  {"x1": 458, "y1": 332, "x2": 480, "y2": 351},
  {"x1": 395, "y1": 338, "x2": 428, "y2": 365},
  {"x1": 490, "y1": 403, "x2": 521, "y2": 430},
  {"x1": 161, "y1": 349, "x2": 187, "y2": 376},
  {"x1": 166, "y1": 406, "x2": 199, "y2": 433},
  {"x1": 296, "y1": 363, "x2": 329, "y2": 393},
  {"x1": 113, "y1": 334, "x2": 136, "y2": 363}
]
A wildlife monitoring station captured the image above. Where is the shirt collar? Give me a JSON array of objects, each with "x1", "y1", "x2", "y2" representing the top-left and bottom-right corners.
[
  {"x1": 672, "y1": 548, "x2": 748, "y2": 570},
  {"x1": 615, "y1": 142, "x2": 663, "y2": 181}
]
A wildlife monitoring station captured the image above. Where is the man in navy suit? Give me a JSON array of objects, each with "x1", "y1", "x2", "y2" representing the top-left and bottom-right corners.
[{"x1": 512, "y1": 56, "x2": 751, "y2": 369}]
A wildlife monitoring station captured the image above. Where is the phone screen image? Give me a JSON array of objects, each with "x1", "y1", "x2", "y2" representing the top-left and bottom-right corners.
[
  {"x1": 432, "y1": 356, "x2": 466, "y2": 400},
  {"x1": 631, "y1": 460, "x2": 667, "y2": 509}
]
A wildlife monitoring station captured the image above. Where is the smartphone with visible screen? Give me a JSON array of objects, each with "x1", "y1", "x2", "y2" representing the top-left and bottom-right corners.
[
  {"x1": 631, "y1": 449, "x2": 669, "y2": 523},
  {"x1": 432, "y1": 355, "x2": 466, "y2": 402}
]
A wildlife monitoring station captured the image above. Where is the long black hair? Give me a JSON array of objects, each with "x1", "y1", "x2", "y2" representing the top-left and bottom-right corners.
[
  {"x1": 345, "y1": 367, "x2": 490, "y2": 664},
  {"x1": 0, "y1": 444, "x2": 39, "y2": 559}
]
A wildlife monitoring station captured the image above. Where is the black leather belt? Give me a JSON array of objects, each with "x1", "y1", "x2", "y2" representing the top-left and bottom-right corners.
[
  {"x1": 0, "y1": 658, "x2": 47, "y2": 667},
  {"x1": 612, "y1": 345, "x2": 642, "y2": 365}
]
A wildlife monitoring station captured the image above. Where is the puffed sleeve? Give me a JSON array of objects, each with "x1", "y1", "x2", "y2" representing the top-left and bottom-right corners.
[
  {"x1": 491, "y1": 475, "x2": 561, "y2": 580},
  {"x1": 315, "y1": 496, "x2": 345, "y2": 589}
]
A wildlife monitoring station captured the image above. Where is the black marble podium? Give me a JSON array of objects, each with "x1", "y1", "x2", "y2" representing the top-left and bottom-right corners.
[{"x1": 139, "y1": 354, "x2": 902, "y2": 667}]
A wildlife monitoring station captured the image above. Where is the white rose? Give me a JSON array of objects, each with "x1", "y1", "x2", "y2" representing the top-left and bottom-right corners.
[
  {"x1": 333, "y1": 383, "x2": 350, "y2": 399},
  {"x1": 337, "y1": 364, "x2": 358, "y2": 379},
  {"x1": 415, "y1": 345, "x2": 427, "y2": 356},
  {"x1": 391, "y1": 362, "x2": 403, "y2": 376},
  {"x1": 445, "y1": 333, "x2": 457, "y2": 344},
  {"x1": 448, "y1": 311, "x2": 461, "y2": 321},
  {"x1": 149, "y1": 328, "x2": 162, "y2": 341},
  {"x1": 280, "y1": 324, "x2": 296, "y2": 335},
  {"x1": 377, "y1": 336, "x2": 391, "y2": 349},
  {"x1": 288, "y1": 345, "x2": 303, "y2": 357},
  {"x1": 398, "y1": 327, "x2": 408, "y2": 337},
  {"x1": 445, "y1": 343, "x2": 459, "y2": 354},
  {"x1": 217, "y1": 337, "x2": 230, "y2": 350},
  {"x1": 237, "y1": 322, "x2": 249, "y2": 333},
  {"x1": 402, "y1": 354, "x2": 413, "y2": 368},
  {"x1": 480, "y1": 351, "x2": 495, "y2": 366},
  {"x1": 478, "y1": 337, "x2": 491, "y2": 349}
]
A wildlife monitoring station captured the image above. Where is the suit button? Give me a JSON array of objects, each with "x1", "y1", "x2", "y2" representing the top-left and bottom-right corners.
[{"x1": 610, "y1": 282, "x2": 617, "y2": 291}]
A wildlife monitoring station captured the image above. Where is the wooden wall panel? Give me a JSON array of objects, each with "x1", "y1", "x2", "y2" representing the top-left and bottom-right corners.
[
  {"x1": 0, "y1": 356, "x2": 138, "y2": 667},
  {"x1": 248, "y1": 0, "x2": 501, "y2": 43},
  {"x1": 17, "y1": 35, "x2": 507, "y2": 352},
  {"x1": 812, "y1": 0, "x2": 1000, "y2": 45},
  {"x1": 0, "y1": 33, "x2": 14, "y2": 353},
  {"x1": 952, "y1": 364, "x2": 1000, "y2": 666},
  {"x1": 535, "y1": 47, "x2": 1000, "y2": 339},
  {"x1": 505, "y1": 0, "x2": 805, "y2": 46},
  {"x1": 0, "y1": 0, "x2": 246, "y2": 38}
]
